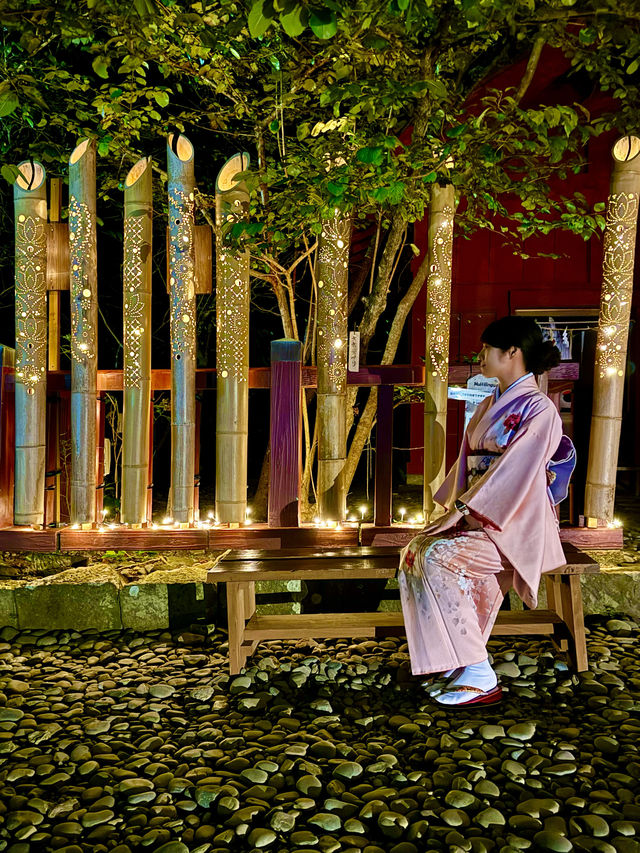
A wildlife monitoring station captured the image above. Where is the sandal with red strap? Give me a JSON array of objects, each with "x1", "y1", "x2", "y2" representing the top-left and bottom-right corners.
[
  {"x1": 421, "y1": 667, "x2": 464, "y2": 696},
  {"x1": 433, "y1": 684, "x2": 503, "y2": 707}
]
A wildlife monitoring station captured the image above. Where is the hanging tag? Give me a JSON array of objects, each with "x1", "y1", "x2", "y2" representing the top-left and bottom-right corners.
[{"x1": 348, "y1": 331, "x2": 360, "y2": 372}]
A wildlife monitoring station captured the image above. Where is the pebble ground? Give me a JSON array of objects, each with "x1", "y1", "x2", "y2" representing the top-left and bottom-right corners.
[{"x1": 1, "y1": 618, "x2": 639, "y2": 853}]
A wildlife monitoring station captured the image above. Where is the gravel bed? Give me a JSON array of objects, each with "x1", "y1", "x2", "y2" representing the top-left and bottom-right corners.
[{"x1": 0, "y1": 618, "x2": 639, "y2": 853}]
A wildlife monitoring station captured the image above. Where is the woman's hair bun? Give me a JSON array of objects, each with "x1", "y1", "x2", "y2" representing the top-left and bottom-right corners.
[
  {"x1": 528, "y1": 338, "x2": 561, "y2": 375},
  {"x1": 481, "y1": 315, "x2": 562, "y2": 375}
]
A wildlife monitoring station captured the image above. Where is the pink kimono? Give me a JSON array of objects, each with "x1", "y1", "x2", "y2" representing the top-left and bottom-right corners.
[{"x1": 398, "y1": 374, "x2": 566, "y2": 675}]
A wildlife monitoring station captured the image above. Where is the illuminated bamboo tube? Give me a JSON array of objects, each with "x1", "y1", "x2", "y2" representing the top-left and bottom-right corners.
[
  {"x1": 69, "y1": 139, "x2": 98, "y2": 525},
  {"x1": 13, "y1": 159, "x2": 48, "y2": 526},
  {"x1": 316, "y1": 211, "x2": 351, "y2": 522},
  {"x1": 167, "y1": 133, "x2": 197, "y2": 524},
  {"x1": 423, "y1": 183, "x2": 455, "y2": 521},
  {"x1": 215, "y1": 153, "x2": 250, "y2": 524},
  {"x1": 584, "y1": 136, "x2": 640, "y2": 524},
  {"x1": 121, "y1": 157, "x2": 153, "y2": 525}
]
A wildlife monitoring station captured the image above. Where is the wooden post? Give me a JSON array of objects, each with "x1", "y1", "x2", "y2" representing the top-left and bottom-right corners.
[
  {"x1": 146, "y1": 397, "x2": 154, "y2": 525},
  {"x1": 95, "y1": 392, "x2": 105, "y2": 520},
  {"x1": 69, "y1": 139, "x2": 98, "y2": 526},
  {"x1": 0, "y1": 346, "x2": 15, "y2": 528},
  {"x1": 423, "y1": 183, "x2": 455, "y2": 520},
  {"x1": 374, "y1": 385, "x2": 394, "y2": 527},
  {"x1": 269, "y1": 339, "x2": 302, "y2": 527},
  {"x1": 215, "y1": 153, "x2": 250, "y2": 524},
  {"x1": 14, "y1": 159, "x2": 48, "y2": 526},
  {"x1": 167, "y1": 133, "x2": 196, "y2": 525},
  {"x1": 121, "y1": 157, "x2": 153, "y2": 525},
  {"x1": 45, "y1": 177, "x2": 65, "y2": 527},
  {"x1": 584, "y1": 136, "x2": 640, "y2": 525},
  {"x1": 316, "y1": 211, "x2": 351, "y2": 522}
]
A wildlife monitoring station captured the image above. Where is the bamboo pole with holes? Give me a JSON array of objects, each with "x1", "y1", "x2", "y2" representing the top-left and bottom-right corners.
[
  {"x1": 423, "y1": 183, "x2": 456, "y2": 521},
  {"x1": 13, "y1": 159, "x2": 48, "y2": 526},
  {"x1": 584, "y1": 136, "x2": 640, "y2": 525},
  {"x1": 167, "y1": 134, "x2": 196, "y2": 524},
  {"x1": 215, "y1": 153, "x2": 250, "y2": 524},
  {"x1": 69, "y1": 139, "x2": 98, "y2": 525},
  {"x1": 315, "y1": 211, "x2": 351, "y2": 522},
  {"x1": 121, "y1": 157, "x2": 153, "y2": 525}
]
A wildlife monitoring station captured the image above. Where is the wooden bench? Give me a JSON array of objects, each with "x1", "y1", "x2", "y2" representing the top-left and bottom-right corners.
[{"x1": 206, "y1": 543, "x2": 600, "y2": 675}]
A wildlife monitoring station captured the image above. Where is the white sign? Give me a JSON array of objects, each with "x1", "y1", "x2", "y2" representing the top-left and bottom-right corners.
[
  {"x1": 348, "y1": 331, "x2": 360, "y2": 372},
  {"x1": 448, "y1": 374, "x2": 498, "y2": 431}
]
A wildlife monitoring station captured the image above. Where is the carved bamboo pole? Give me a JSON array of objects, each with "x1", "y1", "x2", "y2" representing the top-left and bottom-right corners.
[
  {"x1": 69, "y1": 139, "x2": 98, "y2": 525},
  {"x1": 423, "y1": 183, "x2": 455, "y2": 521},
  {"x1": 215, "y1": 153, "x2": 250, "y2": 524},
  {"x1": 316, "y1": 210, "x2": 351, "y2": 522},
  {"x1": 584, "y1": 135, "x2": 640, "y2": 524},
  {"x1": 13, "y1": 159, "x2": 48, "y2": 526},
  {"x1": 167, "y1": 133, "x2": 197, "y2": 525},
  {"x1": 121, "y1": 157, "x2": 153, "y2": 525}
]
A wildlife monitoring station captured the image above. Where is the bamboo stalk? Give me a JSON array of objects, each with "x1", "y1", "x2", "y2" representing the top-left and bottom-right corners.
[
  {"x1": 69, "y1": 139, "x2": 98, "y2": 525},
  {"x1": 423, "y1": 183, "x2": 456, "y2": 520},
  {"x1": 121, "y1": 157, "x2": 153, "y2": 525},
  {"x1": 315, "y1": 211, "x2": 351, "y2": 522},
  {"x1": 48, "y1": 177, "x2": 62, "y2": 372},
  {"x1": 14, "y1": 159, "x2": 48, "y2": 526},
  {"x1": 584, "y1": 135, "x2": 640, "y2": 524},
  {"x1": 215, "y1": 152, "x2": 250, "y2": 524},
  {"x1": 167, "y1": 133, "x2": 197, "y2": 524}
]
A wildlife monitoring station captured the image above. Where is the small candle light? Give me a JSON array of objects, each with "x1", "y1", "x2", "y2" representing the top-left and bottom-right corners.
[
  {"x1": 359, "y1": 505, "x2": 367, "y2": 522},
  {"x1": 162, "y1": 516, "x2": 172, "y2": 526},
  {"x1": 399, "y1": 507, "x2": 406, "y2": 524},
  {"x1": 314, "y1": 516, "x2": 321, "y2": 527}
]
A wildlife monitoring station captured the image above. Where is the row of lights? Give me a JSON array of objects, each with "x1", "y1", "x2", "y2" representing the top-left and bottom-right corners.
[{"x1": 68, "y1": 504, "x2": 425, "y2": 529}]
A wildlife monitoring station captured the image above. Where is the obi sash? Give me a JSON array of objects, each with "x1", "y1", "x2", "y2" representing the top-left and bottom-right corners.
[{"x1": 466, "y1": 451, "x2": 501, "y2": 488}]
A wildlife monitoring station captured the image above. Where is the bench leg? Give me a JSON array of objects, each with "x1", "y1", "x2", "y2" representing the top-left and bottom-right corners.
[
  {"x1": 559, "y1": 574, "x2": 589, "y2": 672},
  {"x1": 227, "y1": 581, "x2": 256, "y2": 674},
  {"x1": 546, "y1": 575, "x2": 569, "y2": 652}
]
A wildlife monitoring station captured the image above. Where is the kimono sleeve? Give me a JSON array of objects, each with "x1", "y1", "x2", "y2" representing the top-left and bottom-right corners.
[{"x1": 460, "y1": 401, "x2": 562, "y2": 532}]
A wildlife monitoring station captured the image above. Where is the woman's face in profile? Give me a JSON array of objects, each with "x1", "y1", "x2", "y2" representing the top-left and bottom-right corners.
[{"x1": 478, "y1": 343, "x2": 509, "y2": 378}]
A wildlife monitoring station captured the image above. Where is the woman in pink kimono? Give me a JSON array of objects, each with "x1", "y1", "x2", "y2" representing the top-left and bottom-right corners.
[{"x1": 399, "y1": 316, "x2": 565, "y2": 706}]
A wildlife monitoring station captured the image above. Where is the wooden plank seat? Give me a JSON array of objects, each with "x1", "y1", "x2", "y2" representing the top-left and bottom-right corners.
[{"x1": 206, "y1": 543, "x2": 600, "y2": 674}]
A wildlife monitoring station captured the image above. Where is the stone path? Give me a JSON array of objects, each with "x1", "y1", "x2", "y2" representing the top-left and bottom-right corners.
[{"x1": 1, "y1": 619, "x2": 639, "y2": 853}]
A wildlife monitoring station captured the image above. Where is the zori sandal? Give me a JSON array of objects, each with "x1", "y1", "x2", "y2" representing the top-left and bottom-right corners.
[
  {"x1": 434, "y1": 684, "x2": 503, "y2": 707},
  {"x1": 421, "y1": 668, "x2": 463, "y2": 696}
]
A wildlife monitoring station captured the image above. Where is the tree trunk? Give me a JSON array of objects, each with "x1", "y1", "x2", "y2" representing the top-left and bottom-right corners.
[
  {"x1": 216, "y1": 152, "x2": 251, "y2": 524},
  {"x1": 315, "y1": 213, "x2": 351, "y2": 521},
  {"x1": 584, "y1": 135, "x2": 640, "y2": 524},
  {"x1": 343, "y1": 227, "x2": 436, "y2": 492},
  {"x1": 121, "y1": 156, "x2": 153, "y2": 525},
  {"x1": 167, "y1": 133, "x2": 196, "y2": 524},
  {"x1": 423, "y1": 184, "x2": 456, "y2": 519},
  {"x1": 69, "y1": 139, "x2": 98, "y2": 525},
  {"x1": 13, "y1": 159, "x2": 48, "y2": 527}
]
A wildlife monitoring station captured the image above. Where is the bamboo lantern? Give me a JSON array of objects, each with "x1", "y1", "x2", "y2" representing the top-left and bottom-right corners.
[
  {"x1": 215, "y1": 153, "x2": 250, "y2": 524},
  {"x1": 167, "y1": 133, "x2": 197, "y2": 525},
  {"x1": 316, "y1": 210, "x2": 351, "y2": 522},
  {"x1": 121, "y1": 157, "x2": 153, "y2": 525},
  {"x1": 13, "y1": 159, "x2": 48, "y2": 526},
  {"x1": 584, "y1": 135, "x2": 640, "y2": 525},
  {"x1": 69, "y1": 139, "x2": 98, "y2": 525},
  {"x1": 423, "y1": 183, "x2": 455, "y2": 521}
]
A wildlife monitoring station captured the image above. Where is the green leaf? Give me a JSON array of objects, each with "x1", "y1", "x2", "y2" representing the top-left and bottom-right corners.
[
  {"x1": 424, "y1": 78, "x2": 447, "y2": 99},
  {"x1": 309, "y1": 8, "x2": 337, "y2": 39},
  {"x1": 327, "y1": 180, "x2": 344, "y2": 196},
  {"x1": 248, "y1": 0, "x2": 273, "y2": 38},
  {"x1": 356, "y1": 146, "x2": 384, "y2": 165},
  {"x1": 154, "y1": 91, "x2": 170, "y2": 108},
  {"x1": 280, "y1": 6, "x2": 305, "y2": 37},
  {"x1": 1, "y1": 164, "x2": 21, "y2": 184},
  {"x1": 92, "y1": 55, "x2": 110, "y2": 79},
  {"x1": 627, "y1": 58, "x2": 639, "y2": 75},
  {"x1": 0, "y1": 87, "x2": 19, "y2": 117},
  {"x1": 593, "y1": 201, "x2": 606, "y2": 212}
]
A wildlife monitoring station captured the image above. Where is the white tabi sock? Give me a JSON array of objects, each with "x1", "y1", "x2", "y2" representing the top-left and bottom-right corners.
[{"x1": 436, "y1": 658, "x2": 497, "y2": 705}]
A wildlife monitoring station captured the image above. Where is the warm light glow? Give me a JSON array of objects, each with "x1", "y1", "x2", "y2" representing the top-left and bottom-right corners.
[
  {"x1": 359, "y1": 505, "x2": 367, "y2": 520},
  {"x1": 163, "y1": 516, "x2": 173, "y2": 525},
  {"x1": 399, "y1": 508, "x2": 406, "y2": 523}
]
